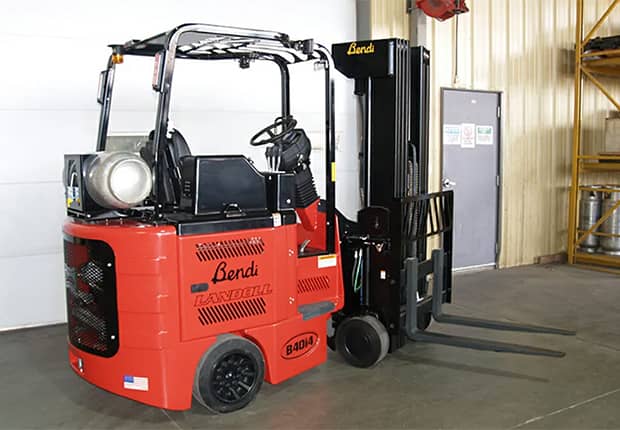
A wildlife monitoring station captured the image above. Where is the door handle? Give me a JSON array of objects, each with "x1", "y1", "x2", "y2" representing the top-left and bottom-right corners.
[{"x1": 442, "y1": 178, "x2": 456, "y2": 189}]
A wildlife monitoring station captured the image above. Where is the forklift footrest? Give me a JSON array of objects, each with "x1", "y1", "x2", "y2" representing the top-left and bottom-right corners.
[{"x1": 410, "y1": 331, "x2": 566, "y2": 357}]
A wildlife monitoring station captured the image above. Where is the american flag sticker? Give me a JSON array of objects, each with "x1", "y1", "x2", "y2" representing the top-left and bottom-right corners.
[{"x1": 123, "y1": 375, "x2": 149, "y2": 391}]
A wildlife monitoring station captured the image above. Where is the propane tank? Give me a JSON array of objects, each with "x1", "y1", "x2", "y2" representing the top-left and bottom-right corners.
[
  {"x1": 578, "y1": 186, "x2": 603, "y2": 253},
  {"x1": 85, "y1": 151, "x2": 152, "y2": 209},
  {"x1": 601, "y1": 187, "x2": 620, "y2": 256}
]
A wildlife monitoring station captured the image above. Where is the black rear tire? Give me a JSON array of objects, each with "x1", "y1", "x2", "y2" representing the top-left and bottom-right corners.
[
  {"x1": 335, "y1": 315, "x2": 389, "y2": 368},
  {"x1": 192, "y1": 334, "x2": 264, "y2": 413}
]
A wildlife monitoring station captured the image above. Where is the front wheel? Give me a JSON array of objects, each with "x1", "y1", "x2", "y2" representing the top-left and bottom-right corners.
[
  {"x1": 193, "y1": 335, "x2": 264, "y2": 413},
  {"x1": 335, "y1": 315, "x2": 389, "y2": 368}
]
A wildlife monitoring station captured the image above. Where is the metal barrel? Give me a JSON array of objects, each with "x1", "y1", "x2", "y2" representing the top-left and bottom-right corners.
[
  {"x1": 601, "y1": 186, "x2": 620, "y2": 256},
  {"x1": 578, "y1": 186, "x2": 603, "y2": 252}
]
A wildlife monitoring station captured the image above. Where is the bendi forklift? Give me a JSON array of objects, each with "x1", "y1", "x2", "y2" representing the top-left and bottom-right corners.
[{"x1": 62, "y1": 24, "x2": 574, "y2": 414}]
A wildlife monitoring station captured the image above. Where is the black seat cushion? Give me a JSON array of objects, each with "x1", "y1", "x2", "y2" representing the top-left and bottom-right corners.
[{"x1": 140, "y1": 129, "x2": 192, "y2": 205}]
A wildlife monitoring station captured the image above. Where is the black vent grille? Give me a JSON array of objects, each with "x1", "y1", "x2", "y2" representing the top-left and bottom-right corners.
[
  {"x1": 64, "y1": 236, "x2": 118, "y2": 357},
  {"x1": 195, "y1": 237, "x2": 265, "y2": 262},
  {"x1": 197, "y1": 297, "x2": 266, "y2": 326},
  {"x1": 297, "y1": 276, "x2": 330, "y2": 294}
]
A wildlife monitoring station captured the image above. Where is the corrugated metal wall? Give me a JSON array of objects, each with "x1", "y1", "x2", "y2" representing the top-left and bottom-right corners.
[
  {"x1": 370, "y1": 0, "x2": 409, "y2": 39},
  {"x1": 371, "y1": 0, "x2": 620, "y2": 267}
]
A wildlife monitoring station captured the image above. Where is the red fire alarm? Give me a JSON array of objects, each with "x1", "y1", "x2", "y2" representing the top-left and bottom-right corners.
[{"x1": 416, "y1": 0, "x2": 469, "y2": 21}]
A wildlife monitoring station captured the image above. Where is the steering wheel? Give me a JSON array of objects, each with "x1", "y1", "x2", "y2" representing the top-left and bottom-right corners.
[{"x1": 250, "y1": 116, "x2": 297, "y2": 146}]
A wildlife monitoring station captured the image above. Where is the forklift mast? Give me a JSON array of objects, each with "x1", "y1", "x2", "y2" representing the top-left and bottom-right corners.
[
  {"x1": 332, "y1": 39, "x2": 435, "y2": 351},
  {"x1": 331, "y1": 39, "x2": 574, "y2": 364}
]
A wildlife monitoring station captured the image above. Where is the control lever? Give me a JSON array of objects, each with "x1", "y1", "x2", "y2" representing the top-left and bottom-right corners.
[
  {"x1": 299, "y1": 239, "x2": 311, "y2": 254},
  {"x1": 265, "y1": 144, "x2": 282, "y2": 172}
]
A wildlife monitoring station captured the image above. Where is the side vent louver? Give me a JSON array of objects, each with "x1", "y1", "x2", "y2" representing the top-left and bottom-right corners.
[
  {"x1": 297, "y1": 276, "x2": 330, "y2": 294},
  {"x1": 195, "y1": 237, "x2": 265, "y2": 262},
  {"x1": 197, "y1": 297, "x2": 267, "y2": 326}
]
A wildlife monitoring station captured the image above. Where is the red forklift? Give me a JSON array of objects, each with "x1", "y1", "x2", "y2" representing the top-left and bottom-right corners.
[{"x1": 63, "y1": 23, "x2": 573, "y2": 414}]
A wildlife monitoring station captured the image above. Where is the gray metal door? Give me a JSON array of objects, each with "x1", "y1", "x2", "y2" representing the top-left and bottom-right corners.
[{"x1": 441, "y1": 89, "x2": 501, "y2": 270}]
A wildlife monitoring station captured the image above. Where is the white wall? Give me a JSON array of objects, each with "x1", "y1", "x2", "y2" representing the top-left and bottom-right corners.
[{"x1": 0, "y1": 0, "x2": 358, "y2": 330}]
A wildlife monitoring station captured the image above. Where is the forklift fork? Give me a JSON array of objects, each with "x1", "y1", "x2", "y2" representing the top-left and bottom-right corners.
[{"x1": 405, "y1": 251, "x2": 575, "y2": 358}]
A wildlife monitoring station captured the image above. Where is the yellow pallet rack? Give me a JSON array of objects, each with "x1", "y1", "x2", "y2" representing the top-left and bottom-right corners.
[{"x1": 568, "y1": 0, "x2": 620, "y2": 274}]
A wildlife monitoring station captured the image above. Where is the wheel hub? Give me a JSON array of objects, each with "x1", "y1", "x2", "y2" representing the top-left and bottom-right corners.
[{"x1": 210, "y1": 352, "x2": 257, "y2": 404}]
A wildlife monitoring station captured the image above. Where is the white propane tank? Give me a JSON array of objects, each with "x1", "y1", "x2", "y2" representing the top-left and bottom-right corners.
[
  {"x1": 601, "y1": 187, "x2": 620, "y2": 256},
  {"x1": 86, "y1": 151, "x2": 152, "y2": 209}
]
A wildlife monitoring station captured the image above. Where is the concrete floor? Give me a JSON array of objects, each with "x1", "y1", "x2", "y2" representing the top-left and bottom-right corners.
[{"x1": 1, "y1": 264, "x2": 619, "y2": 429}]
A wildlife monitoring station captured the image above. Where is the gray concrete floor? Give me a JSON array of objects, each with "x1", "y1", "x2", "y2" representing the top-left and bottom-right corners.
[{"x1": 1, "y1": 264, "x2": 619, "y2": 429}]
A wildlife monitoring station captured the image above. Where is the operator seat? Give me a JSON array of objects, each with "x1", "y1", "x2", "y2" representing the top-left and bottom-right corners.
[{"x1": 140, "y1": 129, "x2": 191, "y2": 205}]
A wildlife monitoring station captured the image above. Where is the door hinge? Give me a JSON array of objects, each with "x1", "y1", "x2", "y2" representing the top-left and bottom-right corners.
[
  {"x1": 496, "y1": 175, "x2": 500, "y2": 187},
  {"x1": 497, "y1": 106, "x2": 501, "y2": 118},
  {"x1": 495, "y1": 242, "x2": 499, "y2": 256}
]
